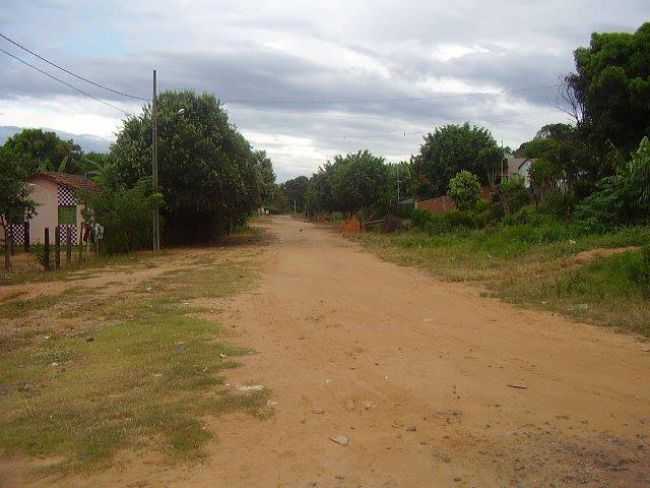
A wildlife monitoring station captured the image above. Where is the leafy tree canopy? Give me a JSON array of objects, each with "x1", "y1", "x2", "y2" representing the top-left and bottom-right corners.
[
  {"x1": 448, "y1": 170, "x2": 481, "y2": 211},
  {"x1": 281, "y1": 176, "x2": 309, "y2": 212},
  {"x1": 110, "y1": 90, "x2": 275, "y2": 244},
  {"x1": 413, "y1": 123, "x2": 503, "y2": 198},
  {"x1": 305, "y1": 150, "x2": 392, "y2": 216},
  {"x1": 0, "y1": 148, "x2": 37, "y2": 268},
  {"x1": 1, "y1": 128, "x2": 83, "y2": 174},
  {"x1": 565, "y1": 23, "x2": 650, "y2": 155}
]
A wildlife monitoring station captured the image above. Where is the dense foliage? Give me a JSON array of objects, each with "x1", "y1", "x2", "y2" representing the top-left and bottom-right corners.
[
  {"x1": 575, "y1": 137, "x2": 650, "y2": 230},
  {"x1": 411, "y1": 123, "x2": 503, "y2": 198},
  {"x1": 0, "y1": 149, "x2": 36, "y2": 269},
  {"x1": 448, "y1": 170, "x2": 481, "y2": 211},
  {"x1": 110, "y1": 90, "x2": 275, "y2": 244},
  {"x1": 566, "y1": 23, "x2": 650, "y2": 156},
  {"x1": 81, "y1": 178, "x2": 161, "y2": 254},
  {"x1": 498, "y1": 175, "x2": 530, "y2": 216},
  {"x1": 305, "y1": 150, "x2": 392, "y2": 216},
  {"x1": 282, "y1": 176, "x2": 309, "y2": 212},
  {"x1": 1, "y1": 129, "x2": 83, "y2": 174}
]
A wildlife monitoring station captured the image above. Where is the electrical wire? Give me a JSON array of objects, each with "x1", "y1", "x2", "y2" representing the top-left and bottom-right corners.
[
  {"x1": 1, "y1": 47, "x2": 133, "y2": 116},
  {"x1": 0, "y1": 32, "x2": 149, "y2": 102}
]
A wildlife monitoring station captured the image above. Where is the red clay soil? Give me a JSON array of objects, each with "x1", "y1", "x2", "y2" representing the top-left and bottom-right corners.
[{"x1": 3, "y1": 216, "x2": 650, "y2": 487}]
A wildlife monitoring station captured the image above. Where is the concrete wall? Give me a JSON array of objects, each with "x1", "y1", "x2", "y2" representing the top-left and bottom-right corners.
[
  {"x1": 27, "y1": 177, "x2": 88, "y2": 245},
  {"x1": 28, "y1": 177, "x2": 59, "y2": 244}
]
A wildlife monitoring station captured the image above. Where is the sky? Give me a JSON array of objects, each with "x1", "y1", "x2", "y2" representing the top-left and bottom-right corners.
[{"x1": 1, "y1": 1, "x2": 648, "y2": 181}]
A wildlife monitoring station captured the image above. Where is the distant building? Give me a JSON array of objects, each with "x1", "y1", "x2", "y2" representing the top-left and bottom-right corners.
[
  {"x1": 1, "y1": 172, "x2": 98, "y2": 246},
  {"x1": 502, "y1": 157, "x2": 535, "y2": 187}
]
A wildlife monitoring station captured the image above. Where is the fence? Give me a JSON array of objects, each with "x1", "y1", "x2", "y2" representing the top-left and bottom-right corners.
[{"x1": 2, "y1": 224, "x2": 103, "y2": 273}]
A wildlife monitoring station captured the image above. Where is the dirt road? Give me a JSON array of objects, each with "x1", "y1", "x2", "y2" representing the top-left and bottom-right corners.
[{"x1": 12, "y1": 216, "x2": 650, "y2": 487}]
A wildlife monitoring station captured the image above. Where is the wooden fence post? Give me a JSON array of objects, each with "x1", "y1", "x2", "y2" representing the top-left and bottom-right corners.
[
  {"x1": 3, "y1": 227, "x2": 10, "y2": 272},
  {"x1": 24, "y1": 222, "x2": 29, "y2": 252},
  {"x1": 8, "y1": 225, "x2": 14, "y2": 256},
  {"x1": 54, "y1": 226, "x2": 61, "y2": 270},
  {"x1": 66, "y1": 226, "x2": 72, "y2": 265},
  {"x1": 43, "y1": 227, "x2": 50, "y2": 271},
  {"x1": 78, "y1": 226, "x2": 83, "y2": 263}
]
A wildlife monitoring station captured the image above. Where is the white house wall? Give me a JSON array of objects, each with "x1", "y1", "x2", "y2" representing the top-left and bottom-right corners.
[{"x1": 28, "y1": 178, "x2": 59, "y2": 245}]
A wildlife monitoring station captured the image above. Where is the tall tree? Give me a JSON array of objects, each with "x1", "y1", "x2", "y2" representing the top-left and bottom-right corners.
[
  {"x1": 282, "y1": 176, "x2": 309, "y2": 212},
  {"x1": 565, "y1": 23, "x2": 650, "y2": 156},
  {"x1": 413, "y1": 123, "x2": 503, "y2": 198},
  {"x1": 110, "y1": 90, "x2": 273, "y2": 244},
  {"x1": 517, "y1": 123, "x2": 599, "y2": 198},
  {"x1": 1, "y1": 128, "x2": 83, "y2": 174},
  {"x1": 305, "y1": 151, "x2": 391, "y2": 215},
  {"x1": 0, "y1": 149, "x2": 36, "y2": 270}
]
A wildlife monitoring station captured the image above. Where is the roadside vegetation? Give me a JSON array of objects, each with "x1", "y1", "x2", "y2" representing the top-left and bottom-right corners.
[
  {"x1": 277, "y1": 22, "x2": 650, "y2": 337},
  {"x1": 358, "y1": 223, "x2": 650, "y2": 336},
  {"x1": 0, "y1": 238, "x2": 269, "y2": 474}
]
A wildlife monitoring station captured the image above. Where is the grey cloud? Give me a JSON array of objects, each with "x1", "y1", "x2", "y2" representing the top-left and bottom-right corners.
[{"x1": 1, "y1": 0, "x2": 648, "y2": 180}]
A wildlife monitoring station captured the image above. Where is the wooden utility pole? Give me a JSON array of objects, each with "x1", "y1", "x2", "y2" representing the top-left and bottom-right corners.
[{"x1": 152, "y1": 69, "x2": 160, "y2": 252}]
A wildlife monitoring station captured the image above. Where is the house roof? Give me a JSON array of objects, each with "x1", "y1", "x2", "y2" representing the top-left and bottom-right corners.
[
  {"x1": 30, "y1": 172, "x2": 99, "y2": 192},
  {"x1": 505, "y1": 157, "x2": 533, "y2": 177}
]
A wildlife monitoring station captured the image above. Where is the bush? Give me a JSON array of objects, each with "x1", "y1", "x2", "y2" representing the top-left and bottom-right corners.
[
  {"x1": 538, "y1": 190, "x2": 575, "y2": 218},
  {"x1": 411, "y1": 208, "x2": 488, "y2": 235},
  {"x1": 631, "y1": 245, "x2": 650, "y2": 297},
  {"x1": 31, "y1": 244, "x2": 49, "y2": 270},
  {"x1": 84, "y1": 178, "x2": 161, "y2": 254},
  {"x1": 448, "y1": 171, "x2": 481, "y2": 211},
  {"x1": 576, "y1": 137, "x2": 650, "y2": 229},
  {"x1": 498, "y1": 175, "x2": 530, "y2": 216}
]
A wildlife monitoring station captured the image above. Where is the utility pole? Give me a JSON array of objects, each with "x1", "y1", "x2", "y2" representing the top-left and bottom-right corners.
[{"x1": 152, "y1": 70, "x2": 160, "y2": 251}]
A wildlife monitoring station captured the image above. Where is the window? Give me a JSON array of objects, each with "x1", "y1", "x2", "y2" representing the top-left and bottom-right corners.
[{"x1": 58, "y1": 206, "x2": 77, "y2": 225}]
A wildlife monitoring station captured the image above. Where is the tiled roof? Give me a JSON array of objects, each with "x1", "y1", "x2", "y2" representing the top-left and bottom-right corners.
[
  {"x1": 505, "y1": 157, "x2": 534, "y2": 177},
  {"x1": 31, "y1": 172, "x2": 99, "y2": 192}
]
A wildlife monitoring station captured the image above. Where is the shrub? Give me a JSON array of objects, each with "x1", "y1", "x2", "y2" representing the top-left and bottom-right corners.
[
  {"x1": 31, "y1": 244, "x2": 49, "y2": 270},
  {"x1": 84, "y1": 178, "x2": 161, "y2": 254},
  {"x1": 538, "y1": 190, "x2": 575, "y2": 218},
  {"x1": 576, "y1": 137, "x2": 650, "y2": 229},
  {"x1": 631, "y1": 245, "x2": 650, "y2": 297},
  {"x1": 498, "y1": 175, "x2": 530, "y2": 216},
  {"x1": 448, "y1": 171, "x2": 481, "y2": 211}
]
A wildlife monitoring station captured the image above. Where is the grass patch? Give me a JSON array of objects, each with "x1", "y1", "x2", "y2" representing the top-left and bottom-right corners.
[
  {"x1": 0, "y1": 255, "x2": 268, "y2": 474},
  {"x1": 0, "y1": 251, "x2": 163, "y2": 287},
  {"x1": 357, "y1": 224, "x2": 650, "y2": 335}
]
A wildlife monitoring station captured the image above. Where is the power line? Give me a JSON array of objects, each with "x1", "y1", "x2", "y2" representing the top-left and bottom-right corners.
[
  {"x1": 1, "y1": 47, "x2": 133, "y2": 116},
  {"x1": 0, "y1": 32, "x2": 148, "y2": 102}
]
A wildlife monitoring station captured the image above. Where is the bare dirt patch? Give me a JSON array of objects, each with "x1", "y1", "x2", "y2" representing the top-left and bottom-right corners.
[
  {"x1": 573, "y1": 246, "x2": 640, "y2": 265},
  {"x1": 2, "y1": 217, "x2": 649, "y2": 487}
]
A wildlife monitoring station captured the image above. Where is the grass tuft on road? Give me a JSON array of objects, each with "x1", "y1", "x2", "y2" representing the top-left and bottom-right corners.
[{"x1": 0, "y1": 251, "x2": 268, "y2": 474}]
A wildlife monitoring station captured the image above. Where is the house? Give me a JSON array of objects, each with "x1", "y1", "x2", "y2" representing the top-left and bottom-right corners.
[
  {"x1": 502, "y1": 156, "x2": 535, "y2": 187},
  {"x1": 1, "y1": 172, "x2": 98, "y2": 247}
]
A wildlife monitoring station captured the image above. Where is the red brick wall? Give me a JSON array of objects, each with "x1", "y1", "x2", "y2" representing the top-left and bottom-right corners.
[
  {"x1": 415, "y1": 195, "x2": 456, "y2": 214},
  {"x1": 416, "y1": 186, "x2": 495, "y2": 214}
]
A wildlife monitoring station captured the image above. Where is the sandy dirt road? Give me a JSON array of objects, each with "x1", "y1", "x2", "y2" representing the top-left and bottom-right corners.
[{"x1": 11, "y1": 216, "x2": 650, "y2": 487}]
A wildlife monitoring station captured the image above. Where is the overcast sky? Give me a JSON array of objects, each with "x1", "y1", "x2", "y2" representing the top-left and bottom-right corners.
[{"x1": 1, "y1": 1, "x2": 648, "y2": 180}]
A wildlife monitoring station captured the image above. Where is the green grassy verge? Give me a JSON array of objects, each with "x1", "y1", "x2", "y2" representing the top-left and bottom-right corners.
[
  {"x1": 357, "y1": 224, "x2": 650, "y2": 336},
  {"x1": 0, "y1": 252, "x2": 268, "y2": 474}
]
